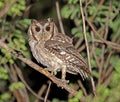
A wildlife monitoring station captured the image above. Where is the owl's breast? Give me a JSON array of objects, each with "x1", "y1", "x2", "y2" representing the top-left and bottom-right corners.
[{"x1": 29, "y1": 40, "x2": 64, "y2": 69}]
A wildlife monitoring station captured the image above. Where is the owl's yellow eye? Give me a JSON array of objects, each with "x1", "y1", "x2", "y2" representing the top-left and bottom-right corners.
[
  {"x1": 46, "y1": 26, "x2": 50, "y2": 31},
  {"x1": 35, "y1": 26, "x2": 40, "y2": 32}
]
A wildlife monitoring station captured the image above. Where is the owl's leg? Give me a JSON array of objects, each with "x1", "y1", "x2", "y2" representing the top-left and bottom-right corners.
[
  {"x1": 53, "y1": 67, "x2": 58, "y2": 75},
  {"x1": 61, "y1": 65, "x2": 69, "y2": 83}
]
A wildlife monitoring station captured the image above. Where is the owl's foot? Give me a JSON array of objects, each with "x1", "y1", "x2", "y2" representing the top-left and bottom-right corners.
[
  {"x1": 56, "y1": 78, "x2": 69, "y2": 89},
  {"x1": 44, "y1": 67, "x2": 58, "y2": 75},
  {"x1": 61, "y1": 79, "x2": 69, "y2": 84},
  {"x1": 44, "y1": 68, "x2": 53, "y2": 72},
  {"x1": 52, "y1": 68, "x2": 58, "y2": 75}
]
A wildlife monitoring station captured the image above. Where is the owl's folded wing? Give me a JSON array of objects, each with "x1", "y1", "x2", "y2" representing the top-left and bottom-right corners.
[
  {"x1": 44, "y1": 39, "x2": 91, "y2": 79},
  {"x1": 51, "y1": 33, "x2": 73, "y2": 44}
]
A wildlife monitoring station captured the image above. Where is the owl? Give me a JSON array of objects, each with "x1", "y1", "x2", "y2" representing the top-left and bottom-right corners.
[{"x1": 28, "y1": 18, "x2": 91, "y2": 82}]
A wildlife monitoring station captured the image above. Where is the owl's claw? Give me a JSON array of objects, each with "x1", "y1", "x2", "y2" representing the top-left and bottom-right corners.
[
  {"x1": 57, "y1": 78, "x2": 69, "y2": 89},
  {"x1": 44, "y1": 67, "x2": 58, "y2": 75},
  {"x1": 44, "y1": 68, "x2": 52, "y2": 72},
  {"x1": 53, "y1": 68, "x2": 58, "y2": 75},
  {"x1": 61, "y1": 79, "x2": 69, "y2": 84}
]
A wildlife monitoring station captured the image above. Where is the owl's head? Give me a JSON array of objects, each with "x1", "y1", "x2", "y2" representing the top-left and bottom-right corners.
[{"x1": 28, "y1": 18, "x2": 58, "y2": 41}]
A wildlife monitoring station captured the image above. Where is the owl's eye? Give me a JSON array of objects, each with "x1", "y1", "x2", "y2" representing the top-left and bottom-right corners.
[
  {"x1": 46, "y1": 26, "x2": 50, "y2": 31},
  {"x1": 35, "y1": 26, "x2": 40, "y2": 32}
]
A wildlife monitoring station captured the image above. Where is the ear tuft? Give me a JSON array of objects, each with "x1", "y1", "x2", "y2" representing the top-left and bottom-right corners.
[
  {"x1": 47, "y1": 18, "x2": 53, "y2": 22},
  {"x1": 31, "y1": 19, "x2": 38, "y2": 24}
]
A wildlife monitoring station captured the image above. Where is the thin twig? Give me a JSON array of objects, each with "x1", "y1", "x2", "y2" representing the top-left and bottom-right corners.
[
  {"x1": 91, "y1": 31, "x2": 101, "y2": 69},
  {"x1": 34, "y1": 84, "x2": 48, "y2": 102},
  {"x1": 97, "y1": 2, "x2": 111, "y2": 86},
  {"x1": 44, "y1": 81, "x2": 52, "y2": 102},
  {"x1": 98, "y1": 3, "x2": 110, "y2": 86},
  {"x1": 103, "y1": 51, "x2": 113, "y2": 76},
  {"x1": 77, "y1": 80, "x2": 87, "y2": 96},
  {"x1": 55, "y1": 0, "x2": 65, "y2": 34},
  {"x1": 14, "y1": 64, "x2": 46, "y2": 101},
  {"x1": 102, "y1": 66, "x2": 113, "y2": 84},
  {"x1": 75, "y1": 38, "x2": 84, "y2": 49},
  {"x1": 86, "y1": 18, "x2": 120, "y2": 51},
  {"x1": 9, "y1": 64, "x2": 30, "y2": 102},
  {"x1": 79, "y1": 0, "x2": 96, "y2": 96},
  {"x1": 103, "y1": 67, "x2": 113, "y2": 87},
  {"x1": 77, "y1": 44, "x2": 86, "y2": 53}
]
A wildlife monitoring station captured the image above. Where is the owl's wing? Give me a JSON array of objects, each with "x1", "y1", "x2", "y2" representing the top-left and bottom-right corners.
[
  {"x1": 51, "y1": 33, "x2": 73, "y2": 44},
  {"x1": 65, "y1": 46, "x2": 91, "y2": 78},
  {"x1": 45, "y1": 34, "x2": 91, "y2": 79}
]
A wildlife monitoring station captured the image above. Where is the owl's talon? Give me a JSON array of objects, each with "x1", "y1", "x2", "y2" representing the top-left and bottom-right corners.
[
  {"x1": 53, "y1": 68, "x2": 58, "y2": 75},
  {"x1": 61, "y1": 79, "x2": 69, "y2": 84},
  {"x1": 53, "y1": 71, "x2": 57, "y2": 75},
  {"x1": 44, "y1": 68, "x2": 58, "y2": 76},
  {"x1": 57, "y1": 79, "x2": 69, "y2": 88},
  {"x1": 44, "y1": 68, "x2": 52, "y2": 71}
]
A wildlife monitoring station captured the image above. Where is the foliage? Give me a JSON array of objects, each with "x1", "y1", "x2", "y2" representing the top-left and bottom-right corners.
[
  {"x1": 9, "y1": 82, "x2": 25, "y2": 92},
  {"x1": 0, "y1": 0, "x2": 120, "y2": 102},
  {"x1": 0, "y1": 67, "x2": 9, "y2": 80},
  {"x1": 0, "y1": 0, "x2": 26, "y2": 16},
  {"x1": 0, "y1": 93, "x2": 11, "y2": 102},
  {"x1": 61, "y1": 0, "x2": 120, "y2": 102},
  {"x1": 68, "y1": 90, "x2": 83, "y2": 102},
  {"x1": 0, "y1": 0, "x2": 30, "y2": 101}
]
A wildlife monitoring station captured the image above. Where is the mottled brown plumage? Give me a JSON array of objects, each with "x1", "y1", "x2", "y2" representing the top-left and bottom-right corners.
[{"x1": 28, "y1": 18, "x2": 91, "y2": 81}]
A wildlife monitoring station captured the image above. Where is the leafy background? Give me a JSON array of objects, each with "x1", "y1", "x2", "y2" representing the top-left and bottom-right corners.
[{"x1": 0, "y1": 0, "x2": 120, "y2": 102}]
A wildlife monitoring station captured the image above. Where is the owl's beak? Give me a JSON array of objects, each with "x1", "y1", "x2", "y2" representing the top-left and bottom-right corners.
[{"x1": 41, "y1": 28, "x2": 44, "y2": 34}]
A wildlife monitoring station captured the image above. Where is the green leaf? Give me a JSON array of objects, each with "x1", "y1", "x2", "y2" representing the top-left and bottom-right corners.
[
  {"x1": 0, "y1": 93, "x2": 11, "y2": 101},
  {"x1": 0, "y1": 68, "x2": 9, "y2": 80},
  {"x1": 91, "y1": 58, "x2": 97, "y2": 67},
  {"x1": 61, "y1": 5, "x2": 73, "y2": 18},
  {"x1": 20, "y1": 44, "x2": 27, "y2": 51},
  {"x1": 71, "y1": 27, "x2": 83, "y2": 38},
  {"x1": 9, "y1": 82, "x2": 25, "y2": 92},
  {"x1": 8, "y1": 59, "x2": 14, "y2": 64},
  {"x1": 52, "y1": 98, "x2": 61, "y2": 102},
  {"x1": 70, "y1": 5, "x2": 79, "y2": 19},
  {"x1": 68, "y1": 0, "x2": 78, "y2": 4},
  {"x1": 8, "y1": 0, "x2": 26, "y2": 16},
  {"x1": 94, "y1": 48, "x2": 102, "y2": 56},
  {"x1": 68, "y1": 90, "x2": 83, "y2": 102},
  {"x1": 0, "y1": 1, "x2": 5, "y2": 8},
  {"x1": 110, "y1": 56, "x2": 120, "y2": 73},
  {"x1": 1, "y1": 48, "x2": 7, "y2": 54},
  {"x1": 92, "y1": 70, "x2": 99, "y2": 78}
]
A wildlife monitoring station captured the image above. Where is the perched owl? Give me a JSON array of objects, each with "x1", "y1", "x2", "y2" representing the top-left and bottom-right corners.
[{"x1": 28, "y1": 18, "x2": 91, "y2": 82}]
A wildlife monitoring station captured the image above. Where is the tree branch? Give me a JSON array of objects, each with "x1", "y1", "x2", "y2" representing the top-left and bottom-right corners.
[{"x1": 0, "y1": 40, "x2": 77, "y2": 96}]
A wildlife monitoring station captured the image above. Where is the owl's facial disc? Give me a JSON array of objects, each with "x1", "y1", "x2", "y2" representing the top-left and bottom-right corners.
[
  {"x1": 31, "y1": 20, "x2": 41, "y2": 34},
  {"x1": 29, "y1": 20, "x2": 42, "y2": 41},
  {"x1": 29, "y1": 18, "x2": 58, "y2": 41}
]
